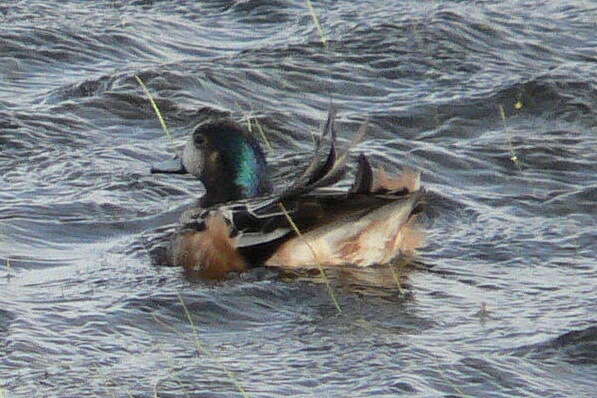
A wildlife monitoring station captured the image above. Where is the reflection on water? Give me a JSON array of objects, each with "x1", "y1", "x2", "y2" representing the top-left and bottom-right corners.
[{"x1": 279, "y1": 259, "x2": 423, "y2": 298}]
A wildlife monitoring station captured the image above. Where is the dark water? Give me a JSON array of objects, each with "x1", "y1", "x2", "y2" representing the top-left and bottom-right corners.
[{"x1": 1, "y1": 1, "x2": 596, "y2": 397}]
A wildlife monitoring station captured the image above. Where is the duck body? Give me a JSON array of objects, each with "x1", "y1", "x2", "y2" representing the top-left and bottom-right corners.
[{"x1": 152, "y1": 107, "x2": 425, "y2": 279}]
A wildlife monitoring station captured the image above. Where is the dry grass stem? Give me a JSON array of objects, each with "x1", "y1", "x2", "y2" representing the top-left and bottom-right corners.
[
  {"x1": 176, "y1": 293, "x2": 251, "y2": 397},
  {"x1": 277, "y1": 202, "x2": 342, "y2": 313},
  {"x1": 135, "y1": 75, "x2": 174, "y2": 145},
  {"x1": 388, "y1": 259, "x2": 407, "y2": 295},
  {"x1": 306, "y1": 0, "x2": 327, "y2": 47},
  {"x1": 243, "y1": 112, "x2": 272, "y2": 151},
  {"x1": 498, "y1": 104, "x2": 522, "y2": 170}
]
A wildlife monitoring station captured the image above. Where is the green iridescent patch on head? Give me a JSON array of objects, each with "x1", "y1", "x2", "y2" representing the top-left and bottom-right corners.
[{"x1": 235, "y1": 142, "x2": 261, "y2": 197}]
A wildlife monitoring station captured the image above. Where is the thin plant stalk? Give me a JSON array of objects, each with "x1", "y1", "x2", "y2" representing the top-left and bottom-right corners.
[
  {"x1": 306, "y1": 0, "x2": 327, "y2": 47},
  {"x1": 278, "y1": 202, "x2": 342, "y2": 313},
  {"x1": 135, "y1": 75, "x2": 174, "y2": 145},
  {"x1": 137, "y1": 75, "x2": 250, "y2": 396},
  {"x1": 150, "y1": 313, "x2": 219, "y2": 398},
  {"x1": 498, "y1": 104, "x2": 521, "y2": 170},
  {"x1": 388, "y1": 259, "x2": 407, "y2": 295},
  {"x1": 242, "y1": 111, "x2": 272, "y2": 151},
  {"x1": 177, "y1": 293, "x2": 251, "y2": 398},
  {"x1": 89, "y1": 365, "x2": 135, "y2": 398},
  {"x1": 251, "y1": 117, "x2": 273, "y2": 151}
]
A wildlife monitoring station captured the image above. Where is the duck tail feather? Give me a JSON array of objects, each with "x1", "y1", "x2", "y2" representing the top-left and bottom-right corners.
[
  {"x1": 280, "y1": 115, "x2": 368, "y2": 199},
  {"x1": 304, "y1": 116, "x2": 369, "y2": 191},
  {"x1": 292, "y1": 104, "x2": 337, "y2": 187},
  {"x1": 306, "y1": 118, "x2": 337, "y2": 186},
  {"x1": 349, "y1": 153, "x2": 374, "y2": 194}
]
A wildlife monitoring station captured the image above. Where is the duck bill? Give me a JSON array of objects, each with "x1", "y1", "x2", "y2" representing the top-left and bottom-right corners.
[{"x1": 150, "y1": 158, "x2": 188, "y2": 174}]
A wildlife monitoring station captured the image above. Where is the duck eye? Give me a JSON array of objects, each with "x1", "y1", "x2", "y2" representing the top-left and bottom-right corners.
[{"x1": 193, "y1": 133, "x2": 206, "y2": 146}]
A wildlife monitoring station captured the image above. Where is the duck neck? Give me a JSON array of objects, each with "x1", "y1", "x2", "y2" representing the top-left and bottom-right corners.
[{"x1": 199, "y1": 174, "x2": 244, "y2": 208}]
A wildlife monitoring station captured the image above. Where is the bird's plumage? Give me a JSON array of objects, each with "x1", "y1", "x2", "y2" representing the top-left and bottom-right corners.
[{"x1": 152, "y1": 106, "x2": 425, "y2": 279}]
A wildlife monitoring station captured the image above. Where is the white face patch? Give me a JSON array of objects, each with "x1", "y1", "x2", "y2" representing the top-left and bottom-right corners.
[{"x1": 181, "y1": 135, "x2": 205, "y2": 177}]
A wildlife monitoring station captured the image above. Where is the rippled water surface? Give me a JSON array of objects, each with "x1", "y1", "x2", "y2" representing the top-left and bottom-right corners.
[{"x1": 1, "y1": 1, "x2": 596, "y2": 397}]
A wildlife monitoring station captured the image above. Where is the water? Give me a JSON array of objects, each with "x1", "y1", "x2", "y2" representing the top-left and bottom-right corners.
[{"x1": 1, "y1": 1, "x2": 596, "y2": 397}]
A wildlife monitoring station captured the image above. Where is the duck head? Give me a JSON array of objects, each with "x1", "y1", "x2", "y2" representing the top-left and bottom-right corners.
[{"x1": 152, "y1": 120, "x2": 272, "y2": 207}]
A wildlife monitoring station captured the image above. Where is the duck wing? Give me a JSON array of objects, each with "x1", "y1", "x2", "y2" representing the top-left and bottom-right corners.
[{"x1": 180, "y1": 184, "x2": 423, "y2": 267}]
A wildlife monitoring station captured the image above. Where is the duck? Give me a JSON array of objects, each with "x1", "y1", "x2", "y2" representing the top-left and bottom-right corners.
[{"x1": 151, "y1": 106, "x2": 425, "y2": 280}]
